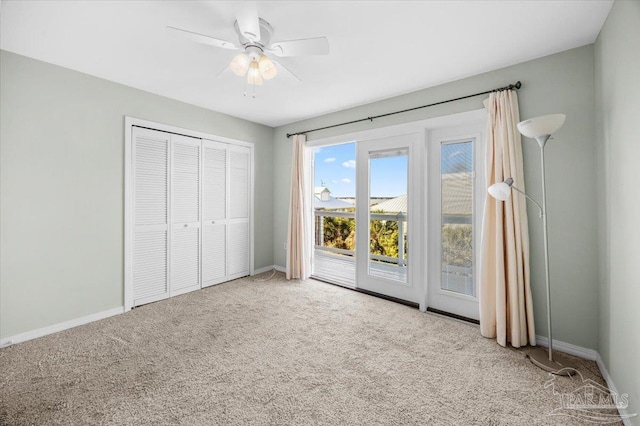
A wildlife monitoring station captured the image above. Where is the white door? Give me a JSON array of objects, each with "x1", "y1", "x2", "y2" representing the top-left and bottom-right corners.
[
  {"x1": 201, "y1": 140, "x2": 228, "y2": 287},
  {"x1": 131, "y1": 127, "x2": 170, "y2": 306},
  {"x1": 426, "y1": 126, "x2": 483, "y2": 320},
  {"x1": 126, "y1": 118, "x2": 254, "y2": 310},
  {"x1": 170, "y1": 134, "x2": 201, "y2": 296},
  {"x1": 355, "y1": 133, "x2": 422, "y2": 304},
  {"x1": 228, "y1": 145, "x2": 251, "y2": 279}
]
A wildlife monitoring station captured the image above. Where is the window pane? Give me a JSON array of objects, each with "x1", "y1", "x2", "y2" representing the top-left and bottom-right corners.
[
  {"x1": 441, "y1": 141, "x2": 473, "y2": 296},
  {"x1": 368, "y1": 149, "x2": 408, "y2": 283},
  {"x1": 311, "y1": 143, "x2": 356, "y2": 287}
]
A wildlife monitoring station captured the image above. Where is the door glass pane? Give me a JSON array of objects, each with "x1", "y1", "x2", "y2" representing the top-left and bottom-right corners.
[
  {"x1": 311, "y1": 142, "x2": 356, "y2": 287},
  {"x1": 369, "y1": 149, "x2": 408, "y2": 283},
  {"x1": 441, "y1": 141, "x2": 473, "y2": 295}
]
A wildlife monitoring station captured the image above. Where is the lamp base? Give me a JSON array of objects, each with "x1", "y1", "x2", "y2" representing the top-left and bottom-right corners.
[{"x1": 528, "y1": 347, "x2": 576, "y2": 376}]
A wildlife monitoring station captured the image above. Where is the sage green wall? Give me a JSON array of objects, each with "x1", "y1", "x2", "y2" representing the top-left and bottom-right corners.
[
  {"x1": 273, "y1": 45, "x2": 599, "y2": 350},
  {"x1": 0, "y1": 50, "x2": 274, "y2": 339},
  {"x1": 595, "y1": 0, "x2": 640, "y2": 421}
]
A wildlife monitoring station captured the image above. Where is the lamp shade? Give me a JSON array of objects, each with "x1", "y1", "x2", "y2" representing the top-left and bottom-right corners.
[
  {"x1": 517, "y1": 114, "x2": 566, "y2": 138},
  {"x1": 488, "y1": 181, "x2": 512, "y2": 201},
  {"x1": 230, "y1": 54, "x2": 251, "y2": 76},
  {"x1": 258, "y1": 55, "x2": 277, "y2": 80},
  {"x1": 247, "y1": 60, "x2": 263, "y2": 85}
]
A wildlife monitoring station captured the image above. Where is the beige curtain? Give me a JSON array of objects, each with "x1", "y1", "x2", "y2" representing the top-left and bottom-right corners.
[
  {"x1": 480, "y1": 90, "x2": 535, "y2": 347},
  {"x1": 286, "y1": 134, "x2": 311, "y2": 280}
]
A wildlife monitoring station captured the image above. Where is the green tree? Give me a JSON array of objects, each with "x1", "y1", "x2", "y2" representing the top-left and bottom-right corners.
[
  {"x1": 369, "y1": 210, "x2": 399, "y2": 259},
  {"x1": 320, "y1": 210, "x2": 412, "y2": 264},
  {"x1": 322, "y1": 209, "x2": 356, "y2": 250}
]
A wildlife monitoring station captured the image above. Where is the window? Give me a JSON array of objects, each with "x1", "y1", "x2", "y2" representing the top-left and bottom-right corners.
[
  {"x1": 440, "y1": 140, "x2": 474, "y2": 296},
  {"x1": 311, "y1": 142, "x2": 357, "y2": 287}
]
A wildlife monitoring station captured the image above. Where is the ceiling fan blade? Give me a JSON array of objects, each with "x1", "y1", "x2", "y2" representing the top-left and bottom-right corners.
[
  {"x1": 272, "y1": 59, "x2": 302, "y2": 83},
  {"x1": 269, "y1": 37, "x2": 329, "y2": 57},
  {"x1": 214, "y1": 64, "x2": 230, "y2": 79},
  {"x1": 234, "y1": 2, "x2": 261, "y2": 42},
  {"x1": 167, "y1": 26, "x2": 238, "y2": 50}
]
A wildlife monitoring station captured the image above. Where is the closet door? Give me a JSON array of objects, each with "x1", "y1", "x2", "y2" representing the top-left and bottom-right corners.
[
  {"x1": 132, "y1": 127, "x2": 170, "y2": 306},
  {"x1": 202, "y1": 140, "x2": 228, "y2": 287},
  {"x1": 170, "y1": 134, "x2": 201, "y2": 296},
  {"x1": 228, "y1": 145, "x2": 251, "y2": 278}
]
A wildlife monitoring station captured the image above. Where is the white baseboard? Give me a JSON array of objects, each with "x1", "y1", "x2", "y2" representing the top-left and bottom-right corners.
[
  {"x1": 1, "y1": 268, "x2": 285, "y2": 349},
  {"x1": 252, "y1": 265, "x2": 286, "y2": 275},
  {"x1": 596, "y1": 353, "x2": 637, "y2": 426},
  {"x1": 0, "y1": 306, "x2": 124, "y2": 348},
  {"x1": 534, "y1": 335, "x2": 598, "y2": 361},
  {"x1": 533, "y1": 335, "x2": 634, "y2": 425},
  {"x1": 252, "y1": 265, "x2": 276, "y2": 275}
]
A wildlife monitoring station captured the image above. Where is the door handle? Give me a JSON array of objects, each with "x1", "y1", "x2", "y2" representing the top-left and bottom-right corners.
[
  {"x1": 184, "y1": 224, "x2": 188, "y2": 227},
  {"x1": 212, "y1": 221, "x2": 215, "y2": 224}
]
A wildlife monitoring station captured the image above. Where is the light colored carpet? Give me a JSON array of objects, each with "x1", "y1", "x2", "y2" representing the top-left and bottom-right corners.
[{"x1": 0, "y1": 272, "x2": 617, "y2": 425}]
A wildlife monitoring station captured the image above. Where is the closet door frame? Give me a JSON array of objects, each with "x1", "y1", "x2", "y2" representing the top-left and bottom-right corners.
[{"x1": 124, "y1": 117, "x2": 254, "y2": 311}]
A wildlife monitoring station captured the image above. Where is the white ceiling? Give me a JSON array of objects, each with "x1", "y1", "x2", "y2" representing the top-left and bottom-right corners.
[{"x1": 1, "y1": 1, "x2": 613, "y2": 127}]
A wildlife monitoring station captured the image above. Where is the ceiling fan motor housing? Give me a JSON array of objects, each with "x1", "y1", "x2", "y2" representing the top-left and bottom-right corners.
[
  {"x1": 244, "y1": 45, "x2": 263, "y2": 61},
  {"x1": 234, "y1": 18, "x2": 274, "y2": 48}
]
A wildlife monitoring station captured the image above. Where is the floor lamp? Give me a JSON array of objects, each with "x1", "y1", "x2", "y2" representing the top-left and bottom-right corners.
[{"x1": 488, "y1": 114, "x2": 576, "y2": 376}]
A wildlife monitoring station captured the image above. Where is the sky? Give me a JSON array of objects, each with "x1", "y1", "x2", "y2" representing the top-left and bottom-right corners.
[
  {"x1": 313, "y1": 141, "x2": 472, "y2": 198},
  {"x1": 313, "y1": 142, "x2": 407, "y2": 198}
]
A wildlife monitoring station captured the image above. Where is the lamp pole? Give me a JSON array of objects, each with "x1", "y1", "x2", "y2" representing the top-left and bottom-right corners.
[
  {"x1": 537, "y1": 137, "x2": 553, "y2": 362},
  {"x1": 489, "y1": 114, "x2": 575, "y2": 375},
  {"x1": 525, "y1": 133, "x2": 574, "y2": 375}
]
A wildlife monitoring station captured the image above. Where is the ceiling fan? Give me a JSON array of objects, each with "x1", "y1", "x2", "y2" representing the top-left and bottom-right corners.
[{"x1": 167, "y1": 3, "x2": 329, "y2": 92}]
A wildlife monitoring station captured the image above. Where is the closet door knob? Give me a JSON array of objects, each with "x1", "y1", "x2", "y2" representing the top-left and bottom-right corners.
[
  {"x1": 212, "y1": 221, "x2": 215, "y2": 224},
  {"x1": 184, "y1": 224, "x2": 188, "y2": 227}
]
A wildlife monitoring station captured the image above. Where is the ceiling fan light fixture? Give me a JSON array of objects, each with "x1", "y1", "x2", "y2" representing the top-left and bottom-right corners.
[
  {"x1": 169, "y1": 9, "x2": 330, "y2": 92},
  {"x1": 247, "y1": 60, "x2": 263, "y2": 85},
  {"x1": 258, "y1": 55, "x2": 277, "y2": 80},
  {"x1": 229, "y1": 53, "x2": 250, "y2": 76}
]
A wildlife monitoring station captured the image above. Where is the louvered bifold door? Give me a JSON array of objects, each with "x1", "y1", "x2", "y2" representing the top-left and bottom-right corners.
[
  {"x1": 201, "y1": 140, "x2": 228, "y2": 287},
  {"x1": 170, "y1": 134, "x2": 201, "y2": 296},
  {"x1": 132, "y1": 127, "x2": 170, "y2": 306},
  {"x1": 228, "y1": 145, "x2": 251, "y2": 278}
]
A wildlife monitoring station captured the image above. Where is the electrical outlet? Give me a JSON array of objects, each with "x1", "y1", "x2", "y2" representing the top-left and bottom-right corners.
[{"x1": 283, "y1": 242, "x2": 287, "y2": 250}]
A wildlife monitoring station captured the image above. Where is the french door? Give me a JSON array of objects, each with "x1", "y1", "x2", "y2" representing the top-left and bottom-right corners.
[
  {"x1": 309, "y1": 112, "x2": 484, "y2": 319},
  {"x1": 355, "y1": 133, "x2": 422, "y2": 304},
  {"x1": 426, "y1": 125, "x2": 483, "y2": 320}
]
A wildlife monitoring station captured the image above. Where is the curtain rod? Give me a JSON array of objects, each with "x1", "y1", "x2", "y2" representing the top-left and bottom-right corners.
[{"x1": 286, "y1": 81, "x2": 521, "y2": 138}]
